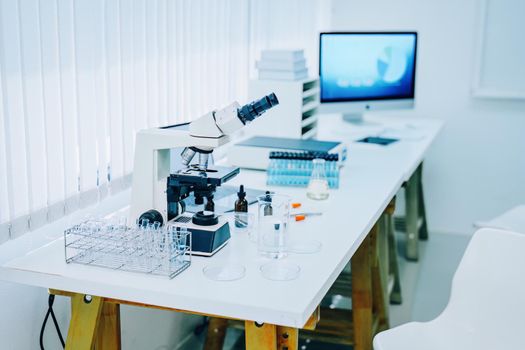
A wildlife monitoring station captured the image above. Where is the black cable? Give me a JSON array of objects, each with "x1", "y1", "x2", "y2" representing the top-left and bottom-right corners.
[
  {"x1": 49, "y1": 299, "x2": 65, "y2": 347},
  {"x1": 39, "y1": 307, "x2": 51, "y2": 350},
  {"x1": 40, "y1": 294, "x2": 65, "y2": 349}
]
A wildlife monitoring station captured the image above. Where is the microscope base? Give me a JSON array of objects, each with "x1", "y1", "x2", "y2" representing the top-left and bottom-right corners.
[{"x1": 170, "y1": 213, "x2": 231, "y2": 256}]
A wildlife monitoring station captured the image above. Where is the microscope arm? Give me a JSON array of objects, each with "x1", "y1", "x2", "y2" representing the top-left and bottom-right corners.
[
  {"x1": 130, "y1": 93, "x2": 278, "y2": 224},
  {"x1": 130, "y1": 127, "x2": 229, "y2": 224}
]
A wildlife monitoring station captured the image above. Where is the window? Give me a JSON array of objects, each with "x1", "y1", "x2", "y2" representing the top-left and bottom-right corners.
[{"x1": 0, "y1": 0, "x2": 327, "y2": 240}]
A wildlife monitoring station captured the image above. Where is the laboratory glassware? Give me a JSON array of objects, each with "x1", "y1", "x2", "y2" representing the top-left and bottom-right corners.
[
  {"x1": 266, "y1": 151, "x2": 340, "y2": 188},
  {"x1": 256, "y1": 193, "x2": 291, "y2": 259},
  {"x1": 227, "y1": 212, "x2": 256, "y2": 238},
  {"x1": 203, "y1": 263, "x2": 246, "y2": 281},
  {"x1": 307, "y1": 158, "x2": 330, "y2": 200},
  {"x1": 64, "y1": 217, "x2": 191, "y2": 279}
]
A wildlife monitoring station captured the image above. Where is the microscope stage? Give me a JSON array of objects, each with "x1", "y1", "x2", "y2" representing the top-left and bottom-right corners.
[{"x1": 169, "y1": 165, "x2": 240, "y2": 187}]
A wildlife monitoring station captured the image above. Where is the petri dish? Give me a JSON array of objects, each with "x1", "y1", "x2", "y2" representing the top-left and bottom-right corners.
[
  {"x1": 260, "y1": 261, "x2": 300, "y2": 281},
  {"x1": 203, "y1": 263, "x2": 246, "y2": 281},
  {"x1": 288, "y1": 240, "x2": 322, "y2": 254}
]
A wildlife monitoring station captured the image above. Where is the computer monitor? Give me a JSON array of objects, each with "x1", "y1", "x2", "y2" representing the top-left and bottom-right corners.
[{"x1": 319, "y1": 32, "x2": 417, "y2": 123}]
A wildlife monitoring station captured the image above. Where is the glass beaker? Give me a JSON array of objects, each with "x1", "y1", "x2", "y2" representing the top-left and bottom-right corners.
[
  {"x1": 227, "y1": 212, "x2": 256, "y2": 237},
  {"x1": 307, "y1": 158, "x2": 329, "y2": 200},
  {"x1": 257, "y1": 193, "x2": 291, "y2": 259}
]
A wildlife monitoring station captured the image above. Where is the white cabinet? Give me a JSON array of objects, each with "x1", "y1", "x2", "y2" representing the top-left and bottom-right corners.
[{"x1": 247, "y1": 77, "x2": 319, "y2": 139}]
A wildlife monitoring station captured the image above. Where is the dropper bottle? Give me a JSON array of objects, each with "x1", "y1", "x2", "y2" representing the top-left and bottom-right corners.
[
  {"x1": 234, "y1": 185, "x2": 248, "y2": 213},
  {"x1": 263, "y1": 191, "x2": 273, "y2": 216},
  {"x1": 234, "y1": 185, "x2": 249, "y2": 228}
]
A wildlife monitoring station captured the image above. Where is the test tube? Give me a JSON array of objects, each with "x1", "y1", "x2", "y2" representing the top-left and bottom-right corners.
[{"x1": 177, "y1": 227, "x2": 189, "y2": 267}]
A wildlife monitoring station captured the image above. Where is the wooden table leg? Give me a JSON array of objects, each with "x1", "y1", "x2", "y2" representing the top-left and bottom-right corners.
[
  {"x1": 66, "y1": 293, "x2": 103, "y2": 350},
  {"x1": 277, "y1": 326, "x2": 298, "y2": 350},
  {"x1": 204, "y1": 317, "x2": 229, "y2": 350},
  {"x1": 245, "y1": 321, "x2": 277, "y2": 350},
  {"x1": 388, "y1": 211, "x2": 403, "y2": 304},
  {"x1": 385, "y1": 197, "x2": 402, "y2": 304},
  {"x1": 405, "y1": 169, "x2": 419, "y2": 261},
  {"x1": 417, "y1": 163, "x2": 429, "y2": 240},
  {"x1": 372, "y1": 219, "x2": 389, "y2": 332},
  {"x1": 94, "y1": 302, "x2": 121, "y2": 350},
  {"x1": 352, "y1": 226, "x2": 374, "y2": 350}
]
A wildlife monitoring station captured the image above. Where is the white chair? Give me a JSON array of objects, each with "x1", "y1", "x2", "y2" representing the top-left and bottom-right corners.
[
  {"x1": 474, "y1": 205, "x2": 525, "y2": 233},
  {"x1": 373, "y1": 228, "x2": 525, "y2": 350}
]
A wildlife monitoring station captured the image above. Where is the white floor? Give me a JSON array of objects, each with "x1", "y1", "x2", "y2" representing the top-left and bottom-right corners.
[{"x1": 180, "y1": 230, "x2": 472, "y2": 349}]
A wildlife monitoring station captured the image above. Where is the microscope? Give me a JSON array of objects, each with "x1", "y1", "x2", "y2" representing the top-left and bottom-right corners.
[{"x1": 130, "y1": 93, "x2": 279, "y2": 256}]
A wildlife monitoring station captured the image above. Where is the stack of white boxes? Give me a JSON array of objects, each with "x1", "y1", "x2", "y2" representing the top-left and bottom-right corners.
[{"x1": 256, "y1": 49, "x2": 308, "y2": 81}]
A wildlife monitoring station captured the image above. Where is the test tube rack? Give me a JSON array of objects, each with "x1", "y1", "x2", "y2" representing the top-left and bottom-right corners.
[
  {"x1": 266, "y1": 151, "x2": 340, "y2": 188},
  {"x1": 64, "y1": 219, "x2": 191, "y2": 279}
]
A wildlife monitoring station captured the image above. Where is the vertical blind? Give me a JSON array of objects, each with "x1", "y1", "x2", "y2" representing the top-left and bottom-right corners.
[{"x1": 0, "y1": 0, "x2": 327, "y2": 241}]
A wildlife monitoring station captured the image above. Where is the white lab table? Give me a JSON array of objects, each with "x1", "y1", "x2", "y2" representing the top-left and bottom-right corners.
[
  {"x1": 317, "y1": 114, "x2": 442, "y2": 182},
  {"x1": 0, "y1": 115, "x2": 442, "y2": 350},
  {"x1": 317, "y1": 114, "x2": 443, "y2": 260}
]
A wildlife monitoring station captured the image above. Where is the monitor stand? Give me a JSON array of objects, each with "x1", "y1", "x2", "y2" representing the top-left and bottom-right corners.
[{"x1": 342, "y1": 113, "x2": 379, "y2": 126}]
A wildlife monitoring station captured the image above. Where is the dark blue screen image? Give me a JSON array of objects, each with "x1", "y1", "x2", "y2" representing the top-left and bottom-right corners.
[{"x1": 320, "y1": 33, "x2": 417, "y2": 102}]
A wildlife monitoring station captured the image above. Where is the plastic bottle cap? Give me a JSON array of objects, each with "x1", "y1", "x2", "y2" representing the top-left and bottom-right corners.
[
  {"x1": 237, "y1": 185, "x2": 246, "y2": 199},
  {"x1": 295, "y1": 215, "x2": 306, "y2": 221}
]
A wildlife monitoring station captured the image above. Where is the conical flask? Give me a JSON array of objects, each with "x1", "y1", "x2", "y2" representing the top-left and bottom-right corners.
[{"x1": 306, "y1": 158, "x2": 329, "y2": 200}]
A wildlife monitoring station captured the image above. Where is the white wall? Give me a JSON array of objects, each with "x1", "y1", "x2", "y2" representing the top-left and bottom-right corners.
[{"x1": 330, "y1": 0, "x2": 525, "y2": 234}]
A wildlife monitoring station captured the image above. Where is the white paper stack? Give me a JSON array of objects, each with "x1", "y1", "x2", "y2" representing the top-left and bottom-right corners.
[{"x1": 257, "y1": 49, "x2": 308, "y2": 81}]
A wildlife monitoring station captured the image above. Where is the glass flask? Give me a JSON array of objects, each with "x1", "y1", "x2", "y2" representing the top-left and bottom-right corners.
[{"x1": 306, "y1": 158, "x2": 330, "y2": 200}]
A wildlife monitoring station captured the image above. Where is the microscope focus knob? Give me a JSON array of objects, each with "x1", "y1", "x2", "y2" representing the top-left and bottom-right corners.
[
  {"x1": 194, "y1": 195, "x2": 204, "y2": 205},
  {"x1": 138, "y1": 209, "x2": 164, "y2": 227}
]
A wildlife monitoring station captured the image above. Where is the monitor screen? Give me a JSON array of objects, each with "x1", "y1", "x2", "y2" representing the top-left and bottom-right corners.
[{"x1": 319, "y1": 32, "x2": 417, "y2": 103}]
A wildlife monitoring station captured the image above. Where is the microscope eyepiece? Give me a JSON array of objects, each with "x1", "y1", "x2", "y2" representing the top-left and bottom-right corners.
[
  {"x1": 238, "y1": 93, "x2": 279, "y2": 124},
  {"x1": 265, "y1": 93, "x2": 279, "y2": 108}
]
